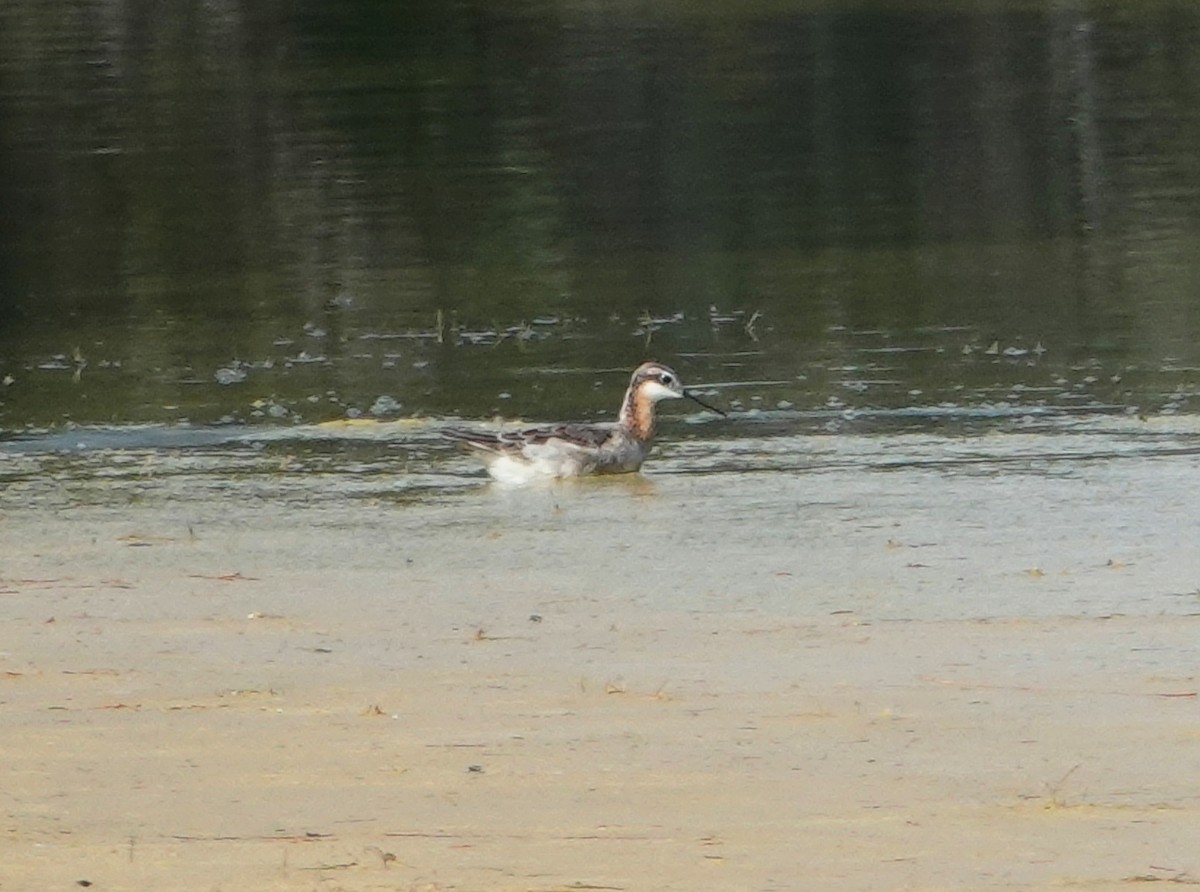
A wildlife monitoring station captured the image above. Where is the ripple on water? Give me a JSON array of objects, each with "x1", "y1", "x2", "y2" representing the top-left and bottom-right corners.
[{"x1": 2, "y1": 410, "x2": 1198, "y2": 505}]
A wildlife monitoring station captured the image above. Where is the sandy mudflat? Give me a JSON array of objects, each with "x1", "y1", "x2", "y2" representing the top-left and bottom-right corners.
[{"x1": 2, "y1": 452, "x2": 1199, "y2": 891}]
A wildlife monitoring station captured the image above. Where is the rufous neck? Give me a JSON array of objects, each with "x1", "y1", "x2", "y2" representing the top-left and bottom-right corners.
[{"x1": 619, "y1": 387, "x2": 657, "y2": 442}]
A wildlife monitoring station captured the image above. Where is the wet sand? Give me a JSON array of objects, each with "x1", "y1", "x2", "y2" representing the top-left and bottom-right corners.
[{"x1": 3, "y1": 449, "x2": 1200, "y2": 890}]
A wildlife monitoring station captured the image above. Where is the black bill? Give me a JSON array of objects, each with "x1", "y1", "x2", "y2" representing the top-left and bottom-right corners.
[{"x1": 684, "y1": 389, "x2": 726, "y2": 417}]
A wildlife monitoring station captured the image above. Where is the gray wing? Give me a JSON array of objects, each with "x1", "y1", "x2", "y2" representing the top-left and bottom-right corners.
[{"x1": 443, "y1": 423, "x2": 614, "y2": 454}]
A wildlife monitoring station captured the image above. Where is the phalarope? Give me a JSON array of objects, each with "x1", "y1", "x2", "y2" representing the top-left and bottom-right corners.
[{"x1": 445, "y1": 361, "x2": 724, "y2": 484}]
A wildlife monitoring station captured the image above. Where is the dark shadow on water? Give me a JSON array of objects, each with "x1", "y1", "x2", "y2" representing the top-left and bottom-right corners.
[{"x1": 2, "y1": 2, "x2": 1200, "y2": 432}]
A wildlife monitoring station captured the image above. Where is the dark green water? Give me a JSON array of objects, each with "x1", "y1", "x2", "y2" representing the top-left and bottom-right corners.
[{"x1": 2, "y1": 1, "x2": 1200, "y2": 440}]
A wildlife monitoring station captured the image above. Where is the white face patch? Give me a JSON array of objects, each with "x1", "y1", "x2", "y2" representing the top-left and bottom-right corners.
[{"x1": 639, "y1": 379, "x2": 683, "y2": 402}]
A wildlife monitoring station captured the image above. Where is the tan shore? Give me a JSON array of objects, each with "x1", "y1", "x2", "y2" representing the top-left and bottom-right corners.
[{"x1": 2, "y1": 448, "x2": 1199, "y2": 890}]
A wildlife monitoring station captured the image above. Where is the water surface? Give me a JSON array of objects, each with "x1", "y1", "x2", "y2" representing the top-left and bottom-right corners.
[
  {"x1": 2, "y1": 2, "x2": 1199, "y2": 625},
  {"x1": 2, "y1": 1, "x2": 1199, "y2": 434}
]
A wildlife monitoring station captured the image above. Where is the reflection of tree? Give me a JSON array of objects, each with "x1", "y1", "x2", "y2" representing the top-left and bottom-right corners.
[{"x1": 2, "y1": 3, "x2": 1200, "y2": 424}]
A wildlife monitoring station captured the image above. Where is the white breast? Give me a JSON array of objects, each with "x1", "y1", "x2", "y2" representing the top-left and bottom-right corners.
[{"x1": 481, "y1": 447, "x2": 588, "y2": 485}]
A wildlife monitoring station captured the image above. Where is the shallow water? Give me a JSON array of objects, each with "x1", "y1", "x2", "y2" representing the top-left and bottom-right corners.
[{"x1": 3, "y1": 413, "x2": 1197, "y2": 625}]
